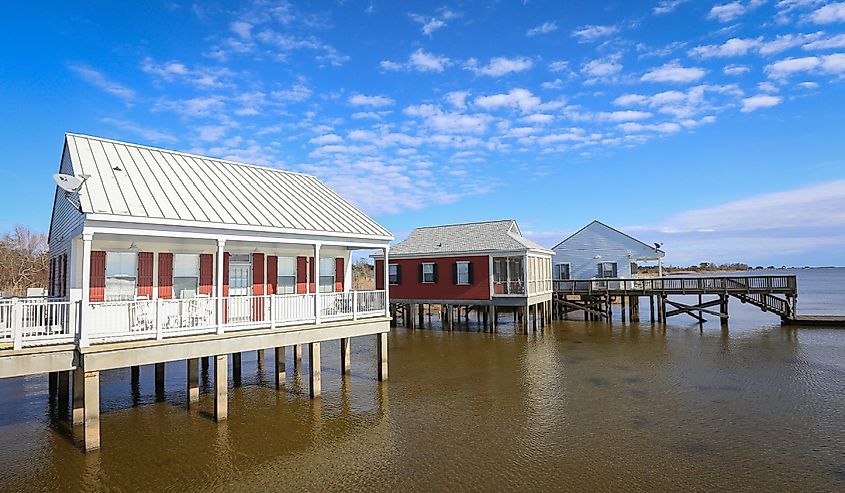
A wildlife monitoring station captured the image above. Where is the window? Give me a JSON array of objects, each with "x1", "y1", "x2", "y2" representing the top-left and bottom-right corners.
[
  {"x1": 319, "y1": 257, "x2": 335, "y2": 293},
  {"x1": 277, "y1": 256, "x2": 296, "y2": 294},
  {"x1": 422, "y1": 262, "x2": 435, "y2": 283},
  {"x1": 173, "y1": 254, "x2": 199, "y2": 299},
  {"x1": 388, "y1": 264, "x2": 400, "y2": 285},
  {"x1": 554, "y1": 263, "x2": 571, "y2": 280},
  {"x1": 228, "y1": 254, "x2": 251, "y2": 296},
  {"x1": 598, "y1": 262, "x2": 617, "y2": 278},
  {"x1": 456, "y1": 261, "x2": 470, "y2": 285},
  {"x1": 105, "y1": 252, "x2": 137, "y2": 301}
]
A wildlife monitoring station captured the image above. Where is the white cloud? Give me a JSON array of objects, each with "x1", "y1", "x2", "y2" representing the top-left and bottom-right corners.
[
  {"x1": 348, "y1": 93, "x2": 395, "y2": 107},
  {"x1": 271, "y1": 83, "x2": 312, "y2": 102},
  {"x1": 724, "y1": 64, "x2": 751, "y2": 75},
  {"x1": 548, "y1": 60, "x2": 570, "y2": 72},
  {"x1": 571, "y1": 24, "x2": 618, "y2": 42},
  {"x1": 689, "y1": 37, "x2": 761, "y2": 58},
  {"x1": 708, "y1": 1, "x2": 747, "y2": 22},
  {"x1": 404, "y1": 104, "x2": 490, "y2": 133},
  {"x1": 741, "y1": 94, "x2": 783, "y2": 111},
  {"x1": 803, "y1": 33, "x2": 845, "y2": 50},
  {"x1": 309, "y1": 133, "x2": 344, "y2": 144},
  {"x1": 230, "y1": 21, "x2": 253, "y2": 39},
  {"x1": 445, "y1": 91, "x2": 470, "y2": 109},
  {"x1": 466, "y1": 56, "x2": 534, "y2": 77},
  {"x1": 763, "y1": 53, "x2": 845, "y2": 78},
  {"x1": 409, "y1": 49, "x2": 451, "y2": 72},
  {"x1": 474, "y1": 89, "x2": 541, "y2": 113},
  {"x1": 100, "y1": 118, "x2": 177, "y2": 143},
  {"x1": 527, "y1": 21, "x2": 558, "y2": 36},
  {"x1": 654, "y1": 0, "x2": 689, "y2": 14},
  {"x1": 598, "y1": 110, "x2": 654, "y2": 122},
  {"x1": 641, "y1": 61, "x2": 706, "y2": 83},
  {"x1": 380, "y1": 60, "x2": 403, "y2": 71},
  {"x1": 809, "y1": 2, "x2": 845, "y2": 23},
  {"x1": 581, "y1": 56, "x2": 623, "y2": 79},
  {"x1": 422, "y1": 18, "x2": 446, "y2": 35},
  {"x1": 619, "y1": 122, "x2": 682, "y2": 133},
  {"x1": 69, "y1": 64, "x2": 135, "y2": 102}
]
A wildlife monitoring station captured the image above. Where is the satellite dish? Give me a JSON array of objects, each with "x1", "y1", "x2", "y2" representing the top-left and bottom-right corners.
[{"x1": 53, "y1": 174, "x2": 84, "y2": 192}]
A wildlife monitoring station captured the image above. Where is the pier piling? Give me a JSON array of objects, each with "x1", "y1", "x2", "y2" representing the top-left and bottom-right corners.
[
  {"x1": 309, "y1": 342, "x2": 321, "y2": 398},
  {"x1": 187, "y1": 358, "x2": 199, "y2": 405},
  {"x1": 274, "y1": 347, "x2": 286, "y2": 388},
  {"x1": 214, "y1": 355, "x2": 227, "y2": 422}
]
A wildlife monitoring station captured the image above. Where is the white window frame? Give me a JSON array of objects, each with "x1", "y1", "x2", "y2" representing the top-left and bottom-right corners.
[
  {"x1": 388, "y1": 264, "x2": 399, "y2": 285},
  {"x1": 422, "y1": 262, "x2": 435, "y2": 283},
  {"x1": 105, "y1": 251, "x2": 138, "y2": 301},
  {"x1": 456, "y1": 261, "x2": 470, "y2": 285},
  {"x1": 554, "y1": 262, "x2": 571, "y2": 280},
  {"x1": 319, "y1": 257, "x2": 336, "y2": 293},
  {"x1": 228, "y1": 253, "x2": 252, "y2": 297},
  {"x1": 173, "y1": 253, "x2": 200, "y2": 299},
  {"x1": 277, "y1": 256, "x2": 296, "y2": 295},
  {"x1": 599, "y1": 261, "x2": 617, "y2": 278}
]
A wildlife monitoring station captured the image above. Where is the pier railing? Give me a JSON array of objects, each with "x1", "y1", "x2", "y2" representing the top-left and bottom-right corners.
[
  {"x1": 0, "y1": 290, "x2": 387, "y2": 350},
  {"x1": 553, "y1": 275, "x2": 797, "y2": 295}
]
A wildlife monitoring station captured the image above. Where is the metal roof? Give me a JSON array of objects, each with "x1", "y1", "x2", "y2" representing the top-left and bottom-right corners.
[
  {"x1": 62, "y1": 133, "x2": 393, "y2": 240},
  {"x1": 552, "y1": 220, "x2": 665, "y2": 258},
  {"x1": 389, "y1": 220, "x2": 553, "y2": 257}
]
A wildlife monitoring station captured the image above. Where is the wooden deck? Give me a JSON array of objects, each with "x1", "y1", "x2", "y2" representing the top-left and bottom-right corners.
[
  {"x1": 553, "y1": 275, "x2": 800, "y2": 323},
  {"x1": 782, "y1": 315, "x2": 845, "y2": 327}
]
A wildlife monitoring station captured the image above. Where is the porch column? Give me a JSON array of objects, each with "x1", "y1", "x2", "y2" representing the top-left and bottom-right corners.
[
  {"x1": 314, "y1": 243, "x2": 321, "y2": 325},
  {"x1": 72, "y1": 366, "x2": 84, "y2": 425},
  {"x1": 377, "y1": 332, "x2": 388, "y2": 381},
  {"x1": 340, "y1": 337, "x2": 351, "y2": 374},
  {"x1": 83, "y1": 370, "x2": 100, "y2": 452},
  {"x1": 383, "y1": 246, "x2": 390, "y2": 317},
  {"x1": 309, "y1": 342, "x2": 321, "y2": 398},
  {"x1": 79, "y1": 233, "x2": 93, "y2": 347},
  {"x1": 275, "y1": 346, "x2": 286, "y2": 389},
  {"x1": 214, "y1": 354, "x2": 228, "y2": 422},
  {"x1": 216, "y1": 239, "x2": 226, "y2": 334},
  {"x1": 187, "y1": 358, "x2": 199, "y2": 405}
]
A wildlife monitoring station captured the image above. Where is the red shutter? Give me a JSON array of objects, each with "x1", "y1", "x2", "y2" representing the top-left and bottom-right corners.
[
  {"x1": 199, "y1": 254, "x2": 214, "y2": 295},
  {"x1": 266, "y1": 256, "x2": 278, "y2": 295},
  {"x1": 223, "y1": 252, "x2": 230, "y2": 297},
  {"x1": 375, "y1": 260, "x2": 383, "y2": 290},
  {"x1": 158, "y1": 253, "x2": 173, "y2": 299},
  {"x1": 137, "y1": 252, "x2": 154, "y2": 299},
  {"x1": 335, "y1": 258, "x2": 345, "y2": 292},
  {"x1": 296, "y1": 256, "x2": 307, "y2": 294},
  {"x1": 309, "y1": 257, "x2": 316, "y2": 293},
  {"x1": 252, "y1": 253, "x2": 265, "y2": 295},
  {"x1": 90, "y1": 251, "x2": 106, "y2": 302}
]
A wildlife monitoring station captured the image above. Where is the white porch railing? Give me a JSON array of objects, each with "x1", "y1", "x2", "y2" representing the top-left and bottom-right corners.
[
  {"x1": 0, "y1": 298, "x2": 75, "y2": 349},
  {"x1": 1, "y1": 290, "x2": 387, "y2": 349}
]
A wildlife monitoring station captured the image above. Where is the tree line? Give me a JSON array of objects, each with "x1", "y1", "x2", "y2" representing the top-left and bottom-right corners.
[{"x1": 0, "y1": 226, "x2": 49, "y2": 296}]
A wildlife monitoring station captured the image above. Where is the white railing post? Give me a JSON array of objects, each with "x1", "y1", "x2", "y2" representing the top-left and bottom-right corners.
[
  {"x1": 216, "y1": 238, "x2": 226, "y2": 334},
  {"x1": 314, "y1": 243, "x2": 321, "y2": 325},
  {"x1": 79, "y1": 233, "x2": 93, "y2": 348},
  {"x1": 270, "y1": 295, "x2": 276, "y2": 329},
  {"x1": 156, "y1": 299, "x2": 163, "y2": 340},
  {"x1": 383, "y1": 246, "x2": 390, "y2": 317},
  {"x1": 352, "y1": 291, "x2": 358, "y2": 321},
  {"x1": 11, "y1": 298, "x2": 22, "y2": 350}
]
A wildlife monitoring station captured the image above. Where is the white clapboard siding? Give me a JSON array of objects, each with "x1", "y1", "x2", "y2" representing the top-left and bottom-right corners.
[
  {"x1": 48, "y1": 142, "x2": 85, "y2": 255},
  {"x1": 60, "y1": 133, "x2": 392, "y2": 238},
  {"x1": 552, "y1": 220, "x2": 664, "y2": 280}
]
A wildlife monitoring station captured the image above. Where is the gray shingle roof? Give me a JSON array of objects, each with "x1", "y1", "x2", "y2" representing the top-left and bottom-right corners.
[
  {"x1": 390, "y1": 220, "x2": 553, "y2": 256},
  {"x1": 63, "y1": 133, "x2": 393, "y2": 239}
]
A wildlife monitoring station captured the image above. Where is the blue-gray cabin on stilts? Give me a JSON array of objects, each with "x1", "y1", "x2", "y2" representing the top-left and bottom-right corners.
[{"x1": 550, "y1": 220, "x2": 665, "y2": 281}]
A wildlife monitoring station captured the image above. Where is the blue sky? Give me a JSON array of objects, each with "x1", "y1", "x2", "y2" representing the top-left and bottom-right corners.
[{"x1": 1, "y1": 0, "x2": 844, "y2": 265}]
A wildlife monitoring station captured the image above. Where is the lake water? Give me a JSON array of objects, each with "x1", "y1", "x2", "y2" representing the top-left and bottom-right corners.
[{"x1": 1, "y1": 269, "x2": 843, "y2": 491}]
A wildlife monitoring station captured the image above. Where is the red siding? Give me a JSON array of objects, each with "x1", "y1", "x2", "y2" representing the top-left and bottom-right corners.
[
  {"x1": 199, "y1": 254, "x2": 214, "y2": 295},
  {"x1": 90, "y1": 251, "x2": 106, "y2": 302},
  {"x1": 158, "y1": 253, "x2": 173, "y2": 299},
  {"x1": 296, "y1": 256, "x2": 307, "y2": 294},
  {"x1": 335, "y1": 258, "x2": 345, "y2": 292},
  {"x1": 376, "y1": 255, "x2": 490, "y2": 301},
  {"x1": 266, "y1": 256, "x2": 278, "y2": 295},
  {"x1": 137, "y1": 252, "x2": 154, "y2": 299}
]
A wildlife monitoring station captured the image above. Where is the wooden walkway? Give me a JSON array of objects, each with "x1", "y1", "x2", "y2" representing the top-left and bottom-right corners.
[{"x1": 552, "y1": 275, "x2": 809, "y2": 325}]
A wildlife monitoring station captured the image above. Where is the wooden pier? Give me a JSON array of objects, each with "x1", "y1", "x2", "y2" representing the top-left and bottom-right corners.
[{"x1": 550, "y1": 275, "x2": 833, "y2": 325}]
